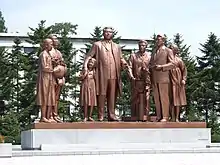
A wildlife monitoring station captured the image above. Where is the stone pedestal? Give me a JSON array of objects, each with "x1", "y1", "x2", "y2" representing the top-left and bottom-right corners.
[
  {"x1": 21, "y1": 122, "x2": 210, "y2": 150},
  {"x1": 0, "y1": 143, "x2": 12, "y2": 158}
]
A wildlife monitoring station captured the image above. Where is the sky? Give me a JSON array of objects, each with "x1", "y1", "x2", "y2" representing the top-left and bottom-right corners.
[{"x1": 1, "y1": 0, "x2": 220, "y2": 57}]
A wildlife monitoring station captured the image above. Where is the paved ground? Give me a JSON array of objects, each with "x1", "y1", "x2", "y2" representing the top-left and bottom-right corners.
[{"x1": 1, "y1": 153, "x2": 220, "y2": 165}]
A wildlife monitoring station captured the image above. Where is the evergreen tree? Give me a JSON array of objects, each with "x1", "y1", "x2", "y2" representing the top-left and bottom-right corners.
[
  {"x1": 0, "y1": 11, "x2": 7, "y2": 32},
  {"x1": 148, "y1": 33, "x2": 157, "y2": 53},
  {"x1": 85, "y1": 26, "x2": 102, "y2": 49},
  {"x1": 196, "y1": 32, "x2": 220, "y2": 141},
  {"x1": 0, "y1": 11, "x2": 21, "y2": 144},
  {"x1": 0, "y1": 38, "x2": 25, "y2": 144},
  {"x1": 51, "y1": 22, "x2": 77, "y2": 36},
  {"x1": 0, "y1": 10, "x2": 8, "y2": 107},
  {"x1": 117, "y1": 49, "x2": 131, "y2": 118},
  {"x1": 81, "y1": 26, "x2": 103, "y2": 68},
  {"x1": 0, "y1": 111, "x2": 20, "y2": 144},
  {"x1": 4, "y1": 38, "x2": 24, "y2": 112},
  {"x1": 0, "y1": 48, "x2": 9, "y2": 101}
]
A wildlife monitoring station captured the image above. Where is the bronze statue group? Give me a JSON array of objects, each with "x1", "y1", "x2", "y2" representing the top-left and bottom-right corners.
[{"x1": 36, "y1": 27, "x2": 187, "y2": 123}]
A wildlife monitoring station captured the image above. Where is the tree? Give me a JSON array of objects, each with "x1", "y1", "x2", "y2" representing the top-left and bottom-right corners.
[
  {"x1": 0, "y1": 10, "x2": 8, "y2": 112},
  {"x1": 0, "y1": 111, "x2": 20, "y2": 144},
  {"x1": 79, "y1": 26, "x2": 103, "y2": 69},
  {"x1": 196, "y1": 32, "x2": 220, "y2": 141},
  {"x1": 0, "y1": 11, "x2": 7, "y2": 32},
  {"x1": 0, "y1": 38, "x2": 25, "y2": 144},
  {"x1": 116, "y1": 49, "x2": 131, "y2": 118},
  {"x1": 51, "y1": 22, "x2": 77, "y2": 36},
  {"x1": 148, "y1": 33, "x2": 157, "y2": 53},
  {"x1": 0, "y1": 11, "x2": 21, "y2": 144}
]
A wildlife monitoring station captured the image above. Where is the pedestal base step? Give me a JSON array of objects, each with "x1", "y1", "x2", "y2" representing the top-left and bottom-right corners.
[
  {"x1": 31, "y1": 122, "x2": 206, "y2": 129},
  {"x1": 40, "y1": 143, "x2": 209, "y2": 151},
  {"x1": 21, "y1": 127, "x2": 211, "y2": 150},
  {"x1": 0, "y1": 143, "x2": 12, "y2": 158}
]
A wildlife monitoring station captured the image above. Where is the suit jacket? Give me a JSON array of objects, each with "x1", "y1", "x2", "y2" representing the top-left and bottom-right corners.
[
  {"x1": 129, "y1": 51, "x2": 151, "y2": 80},
  {"x1": 150, "y1": 46, "x2": 175, "y2": 84},
  {"x1": 84, "y1": 40, "x2": 128, "y2": 96}
]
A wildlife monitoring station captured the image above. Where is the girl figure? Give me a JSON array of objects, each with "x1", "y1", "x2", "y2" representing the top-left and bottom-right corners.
[
  {"x1": 169, "y1": 44, "x2": 187, "y2": 122},
  {"x1": 79, "y1": 58, "x2": 97, "y2": 122}
]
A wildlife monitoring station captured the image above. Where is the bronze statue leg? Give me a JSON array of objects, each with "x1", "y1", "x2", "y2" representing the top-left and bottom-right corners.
[
  {"x1": 53, "y1": 84, "x2": 62, "y2": 122},
  {"x1": 98, "y1": 95, "x2": 105, "y2": 121},
  {"x1": 89, "y1": 106, "x2": 94, "y2": 121},
  {"x1": 145, "y1": 90, "x2": 150, "y2": 121},
  {"x1": 153, "y1": 83, "x2": 162, "y2": 121},
  {"x1": 131, "y1": 100, "x2": 137, "y2": 119},
  {"x1": 175, "y1": 106, "x2": 180, "y2": 122},
  {"x1": 107, "y1": 79, "x2": 118, "y2": 120},
  {"x1": 158, "y1": 83, "x2": 170, "y2": 122},
  {"x1": 138, "y1": 93, "x2": 145, "y2": 121},
  {"x1": 131, "y1": 81, "x2": 137, "y2": 120},
  {"x1": 171, "y1": 105, "x2": 175, "y2": 122},
  {"x1": 47, "y1": 106, "x2": 56, "y2": 123},
  {"x1": 131, "y1": 94, "x2": 137, "y2": 119},
  {"x1": 83, "y1": 105, "x2": 88, "y2": 122},
  {"x1": 40, "y1": 105, "x2": 50, "y2": 123}
]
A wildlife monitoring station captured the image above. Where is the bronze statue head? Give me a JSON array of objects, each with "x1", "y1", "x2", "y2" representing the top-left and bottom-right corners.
[
  {"x1": 138, "y1": 40, "x2": 148, "y2": 53},
  {"x1": 103, "y1": 27, "x2": 114, "y2": 40},
  {"x1": 169, "y1": 44, "x2": 179, "y2": 56},
  {"x1": 156, "y1": 34, "x2": 165, "y2": 47},
  {"x1": 43, "y1": 38, "x2": 53, "y2": 51},
  {"x1": 48, "y1": 34, "x2": 60, "y2": 49},
  {"x1": 88, "y1": 58, "x2": 96, "y2": 69}
]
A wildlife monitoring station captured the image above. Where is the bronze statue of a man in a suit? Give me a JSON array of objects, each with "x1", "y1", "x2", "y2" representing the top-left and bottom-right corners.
[
  {"x1": 150, "y1": 34, "x2": 175, "y2": 122},
  {"x1": 83, "y1": 27, "x2": 134, "y2": 121}
]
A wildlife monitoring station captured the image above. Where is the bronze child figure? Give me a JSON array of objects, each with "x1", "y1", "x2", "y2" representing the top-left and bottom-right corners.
[{"x1": 79, "y1": 58, "x2": 97, "y2": 122}]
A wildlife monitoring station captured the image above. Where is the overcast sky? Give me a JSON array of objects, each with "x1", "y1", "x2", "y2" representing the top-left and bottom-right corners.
[{"x1": 1, "y1": 0, "x2": 220, "y2": 57}]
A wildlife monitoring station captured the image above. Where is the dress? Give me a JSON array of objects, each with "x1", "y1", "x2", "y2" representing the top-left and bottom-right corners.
[
  {"x1": 170, "y1": 56, "x2": 187, "y2": 106},
  {"x1": 36, "y1": 50, "x2": 56, "y2": 106},
  {"x1": 79, "y1": 70, "x2": 97, "y2": 106}
]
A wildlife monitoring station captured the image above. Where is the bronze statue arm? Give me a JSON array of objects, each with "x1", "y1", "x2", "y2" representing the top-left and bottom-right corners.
[
  {"x1": 83, "y1": 44, "x2": 96, "y2": 70},
  {"x1": 41, "y1": 53, "x2": 53, "y2": 73},
  {"x1": 79, "y1": 70, "x2": 88, "y2": 81},
  {"x1": 120, "y1": 51, "x2": 135, "y2": 80},
  {"x1": 181, "y1": 60, "x2": 187, "y2": 81}
]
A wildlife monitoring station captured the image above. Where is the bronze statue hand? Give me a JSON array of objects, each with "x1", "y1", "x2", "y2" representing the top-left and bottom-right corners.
[
  {"x1": 181, "y1": 80, "x2": 186, "y2": 85},
  {"x1": 155, "y1": 65, "x2": 162, "y2": 71},
  {"x1": 131, "y1": 75, "x2": 135, "y2": 80},
  {"x1": 53, "y1": 67, "x2": 61, "y2": 73}
]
